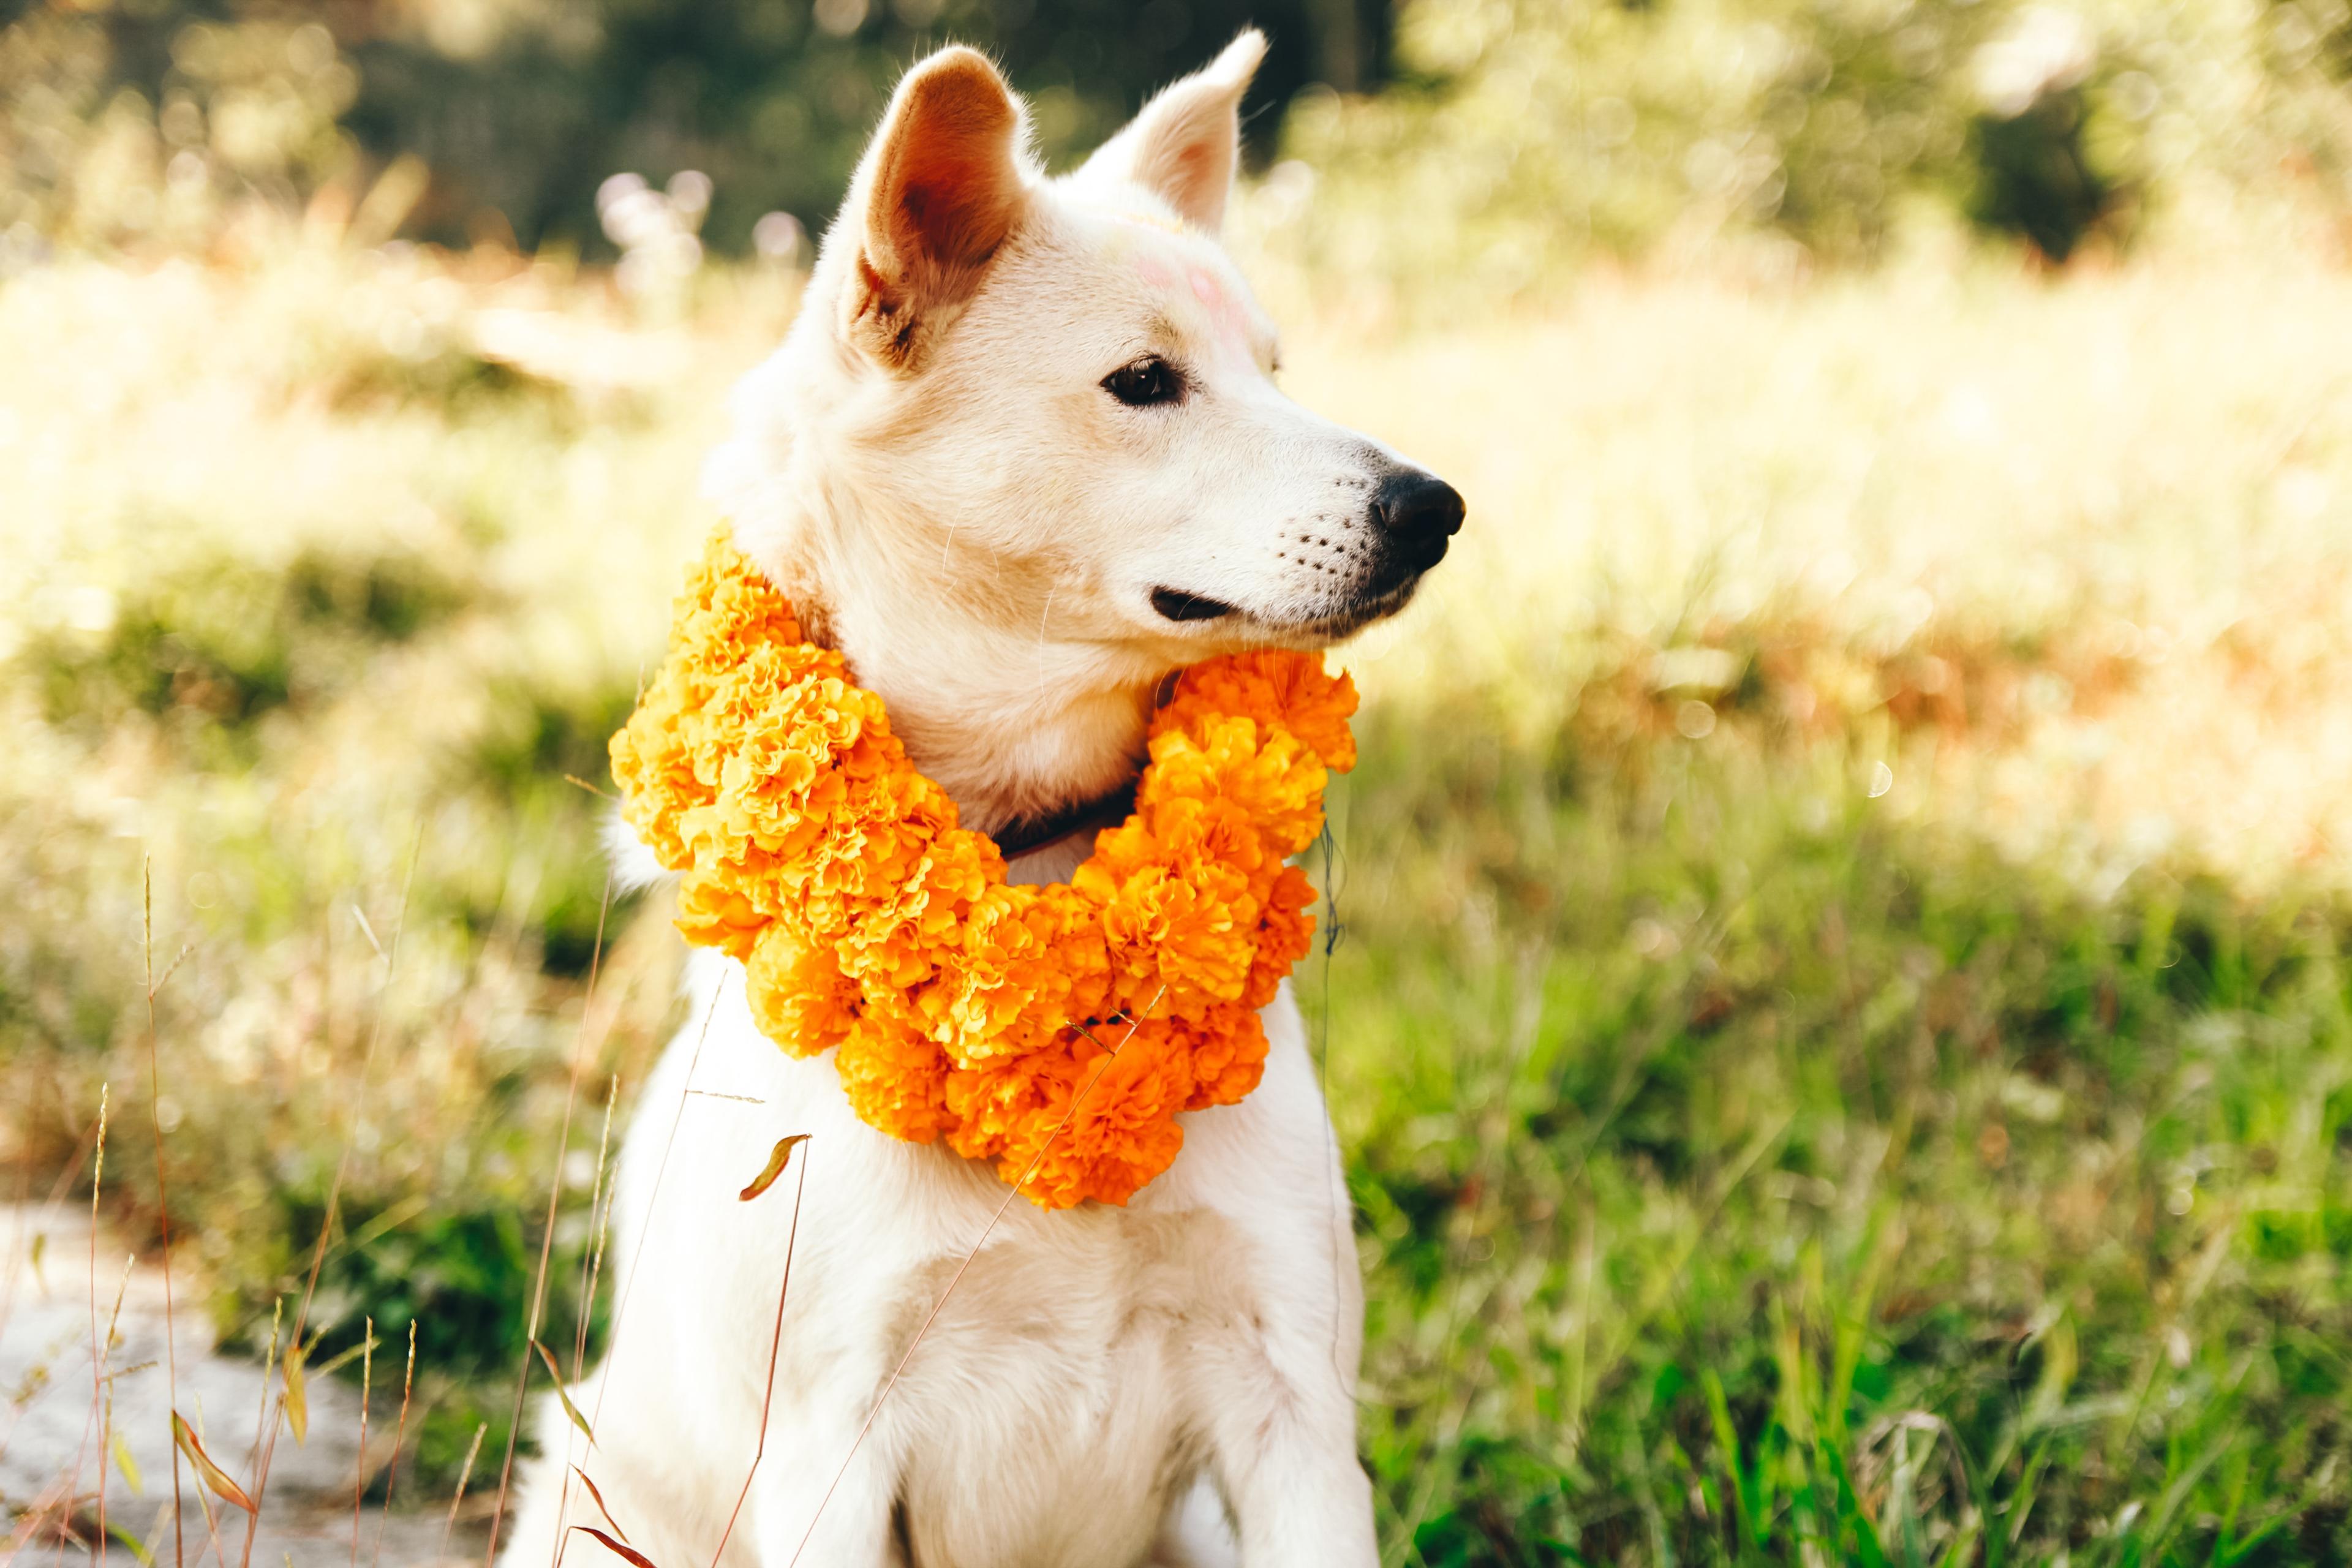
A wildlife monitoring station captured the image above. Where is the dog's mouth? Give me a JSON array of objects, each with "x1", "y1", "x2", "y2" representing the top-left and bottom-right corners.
[
  {"x1": 1151, "y1": 571, "x2": 1430, "y2": 641},
  {"x1": 1149, "y1": 587, "x2": 1238, "y2": 622},
  {"x1": 1285, "y1": 575, "x2": 1425, "y2": 640}
]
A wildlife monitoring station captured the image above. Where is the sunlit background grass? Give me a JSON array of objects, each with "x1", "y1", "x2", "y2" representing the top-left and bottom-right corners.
[{"x1": 6, "y1": 0, "x2": 2352, "y2": 1563}]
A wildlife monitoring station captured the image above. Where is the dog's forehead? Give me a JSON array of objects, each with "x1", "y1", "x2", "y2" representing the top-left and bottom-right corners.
[{"x1": 1064, "y1": 200, "x2": 1275, "y2": 361}]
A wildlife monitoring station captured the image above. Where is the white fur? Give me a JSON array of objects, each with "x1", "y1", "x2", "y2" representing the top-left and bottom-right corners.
[{"x1": 502, "y1": 32, "x2": 1452, "y2": 1568}]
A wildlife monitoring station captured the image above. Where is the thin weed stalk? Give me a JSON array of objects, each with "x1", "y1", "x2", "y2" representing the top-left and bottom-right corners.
[
  {"x1": 187, "y1": 1402, "x2": 227, "y2": 1568},
  {"x1": 709, "y1": 1140, "x2": 811, "y2": 1567},
  {"x1": 46, "y1": 1093, "x2": 113, "y2": 1568},
  {"x1": 93, "y1": 1253, "x2": 134, "y2": 1568},
  {"x1": 587, "y1": 974, "x2": 729, "y2": 1439},
  {"x1": 244, "y1": 836, "x2": 422, "y2": 1568},
  {"x1": 571, "y1": 1076, "x2": 620, "y2": 1382},
  {"x1": 144, "y1": 861, "x2": 189, "y2": 1568},
  {"x1": 441, "y1": 1423, "x2": 490, "y2": 1561},
  {"x1": 484, "y1": 873, "x2": 613, "y2": 1568},
  {"x1": 88, "y1": 1084, "x2": 109, "y2": 1568},
  {"x1": 239, "y1": 1300, "x2": 282, "y2": 1513},
  {"x1": 350, "y1": 1318, "x2": 373, "y2": 1568},
  {"x1": 370, "y1": 1321, "x2": 417, "y2": 1568},
  {"x1": 581, "y1": 1080, "x2": 621, "y2": 1348},
  {"x1": 541, "y1": 1074, "x2": 625, "y2": 1568}
]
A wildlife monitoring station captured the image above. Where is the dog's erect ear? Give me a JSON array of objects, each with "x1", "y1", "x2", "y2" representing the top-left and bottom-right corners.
[
  {"x1": 842, "y1": 46, "x2": 1027, "y2": 369},
  {"x1": 1078, "y1": 29, "x2": 1265, "y2": 232}
]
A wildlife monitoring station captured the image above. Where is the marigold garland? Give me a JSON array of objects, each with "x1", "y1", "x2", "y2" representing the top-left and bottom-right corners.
[{"x1": 609, "y1": 529, "x2": 1357, "y2": 1209}]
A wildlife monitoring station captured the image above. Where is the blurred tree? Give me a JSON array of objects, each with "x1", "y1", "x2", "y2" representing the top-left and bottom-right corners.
[{"x1": 1966, "y1": 88, "x2": 2119, "y2": 263}]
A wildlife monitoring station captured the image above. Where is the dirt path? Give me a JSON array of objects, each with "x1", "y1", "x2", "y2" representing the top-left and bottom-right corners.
[{"x1": 1, "y1": 1205, "x2": 488, "y2": 1567}]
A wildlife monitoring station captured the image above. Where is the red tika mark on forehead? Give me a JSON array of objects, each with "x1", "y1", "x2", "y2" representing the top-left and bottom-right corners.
[{"x1": 1189, "y1": 267, "x2": 1252, "y2": 352}]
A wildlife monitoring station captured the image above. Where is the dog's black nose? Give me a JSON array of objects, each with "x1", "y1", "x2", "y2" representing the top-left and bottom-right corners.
[{"x1": 1373, "y1": 469, "x2": 1466, "y2": 572}]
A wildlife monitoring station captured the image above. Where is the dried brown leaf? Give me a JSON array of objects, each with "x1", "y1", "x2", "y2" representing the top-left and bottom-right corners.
[
  {"x1": 172, "y1": 1411, "x2": 256, "y2": 1513},
  {"x1": 739, "y1": 1134, "x2": 811, "y2": 1202},
  {"x1": 570, "y1": 1466, "x2": 629, "y2": 1543},
  {"x1": 533, "y1": 1339, "x2": 595, "y2": 1446},
  {"x1": 569, "y1": 1526, "x2": 658, "y2": 1568}
]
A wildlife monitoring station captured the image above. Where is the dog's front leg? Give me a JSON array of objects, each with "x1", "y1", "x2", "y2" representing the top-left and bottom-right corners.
[
  {"x1": 1195, "y1": 1189, "x2": 1378, "y2": 1566},
  {"x1": 1206, "y1": 1387, "x2": 1377, "y2": 1566},
  {"x1": 1184, "y1": 1001, "x2": 1379, "y2": 1566},
  {"x1": 746, "y1": 1411, "x2": 905, "y2": 1568}
]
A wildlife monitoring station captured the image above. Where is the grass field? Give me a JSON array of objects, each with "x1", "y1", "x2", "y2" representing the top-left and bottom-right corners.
[{"x1": 4, "y1": 222, "x2": 2352, "y2": 1565}]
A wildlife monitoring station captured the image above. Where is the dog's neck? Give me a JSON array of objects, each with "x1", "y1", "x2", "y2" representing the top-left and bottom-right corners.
[
  {"x1": 743, "y1": 508, "x2": 1163, "y2": 841},
  {"x1": 835, "y1": 598, "x2": 1159, "y2": 838}
]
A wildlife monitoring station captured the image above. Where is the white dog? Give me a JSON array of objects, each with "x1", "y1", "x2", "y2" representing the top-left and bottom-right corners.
[{"x1": 499, "y1": 32, "x2": 1461, "y2": 1568}]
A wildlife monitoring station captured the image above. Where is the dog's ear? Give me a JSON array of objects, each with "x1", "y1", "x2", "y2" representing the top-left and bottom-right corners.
[
  {"x1": 842, "y1": 46, "x2": 1028, "y2": 370},
  {"x1": 1077, "y1": 30, "x2": 1265, "y2": 233}
]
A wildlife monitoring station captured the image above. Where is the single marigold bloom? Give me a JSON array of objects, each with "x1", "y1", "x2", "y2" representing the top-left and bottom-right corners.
[{"x1": 609, "y1": 529, "x2": 1357, "y2": 1208}]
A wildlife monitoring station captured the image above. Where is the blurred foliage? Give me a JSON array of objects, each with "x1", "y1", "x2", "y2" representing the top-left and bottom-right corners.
[
  {"x1": 336, "y1": 0, "x2": 1389, "y2": 252},
  {"x1": 21, "y1": 545, "x2": 478, "y2": 758},
  {"x1": 1272, "y1": 0, "x2": 2352, "y2": 288},
  {"x1": 0, "y1": 0, "x2": 1386, "y2": 260},
  {"x1": 0, "y1": 4, "x2": 358, "y2": 255},
  {"x1": 8, "y1": 0, "x2": 2351, "y2": 281}
]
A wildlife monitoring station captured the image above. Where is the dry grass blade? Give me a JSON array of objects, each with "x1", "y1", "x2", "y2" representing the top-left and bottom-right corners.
[
  {"x1": 710, "y1": 1140, "x2": 810, "y2": 1568},
  {"x1": 737, "y1": 1134, "x2": 810, "y2": 1202},
  {"x1": 552, "y1": 1078, "x2": 626, "y2": 1567},
  {"x1": 589, "y1": 973, "x2": 731, "y2": 1447},
  {"x1": 89, "y1": 1082, "x2": 110, "y2": 1567},
  {"x1": 369, "y1": 1321, "x2": 418, "y2": 1568},
  {"x1": 240, "y1": 1298, "x2": 282, "y2": 1517},
  {"x1": 569, "y1": 1526, "x2": 660, "y2": 1568},
  {"x1": 105, "y1": 1516, "x2": 154, "y2": 1567},
  {"x1": 308, "y1": 1329, "x2": 380, "y2": 1379},
  {"x1": 439, "y1": 1423, "x2": 489, "y2": 1561},
  {"x1": 141, "y1": 859, "x2": 187, "y2": 1568},
  {"x1": 484, "y1": 871, "x2": 614, "y2": 1568},
  {"x1": 96, "y1": 1248, "x2": 140, "y2": 1561},
  {"x1": 569, "y1": 1467, "x2": 630, "y2": 1543},
  {"x1": 111, "y1": 1427, "x2": 144, "y2": 1494},
  {"x1": 171, "y1": 1413, "x2": 256, "y2": 1513},
  {"x1": 572, "y1": 1073, "x2": 622, "y2": 1383},
  {"x1": 349, "y1": 1316, "x2": 373, "y2": 1568},
  {"x1": 247, "y1": 831, "x2": 421, "y2": 1568},
  {"x1": 533, "y1": 1339, "x2": 596, "y2": 1446}
]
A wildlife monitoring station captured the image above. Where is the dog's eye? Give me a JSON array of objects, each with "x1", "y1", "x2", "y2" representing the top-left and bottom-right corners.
[{"x1": 1102, "y1": 356, "x2": 1184, "y2": 408}]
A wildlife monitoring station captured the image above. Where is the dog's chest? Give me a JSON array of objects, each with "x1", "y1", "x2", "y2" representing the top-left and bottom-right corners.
[
  {"x1": 627, "y1": 952, "x2": 1322, "y2": 1568},
  {"x1": 877, "y1": 1202, "x2": 1252, "y2": 1566}
]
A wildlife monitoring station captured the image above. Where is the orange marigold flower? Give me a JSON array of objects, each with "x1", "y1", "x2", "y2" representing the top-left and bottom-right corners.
[
  {"x1": 835, "y1": 1017, "x2": 955, "y2": 1144},
  {"x1": 608, "y1": 528, "x2": 1354, "y2": 1208}
]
